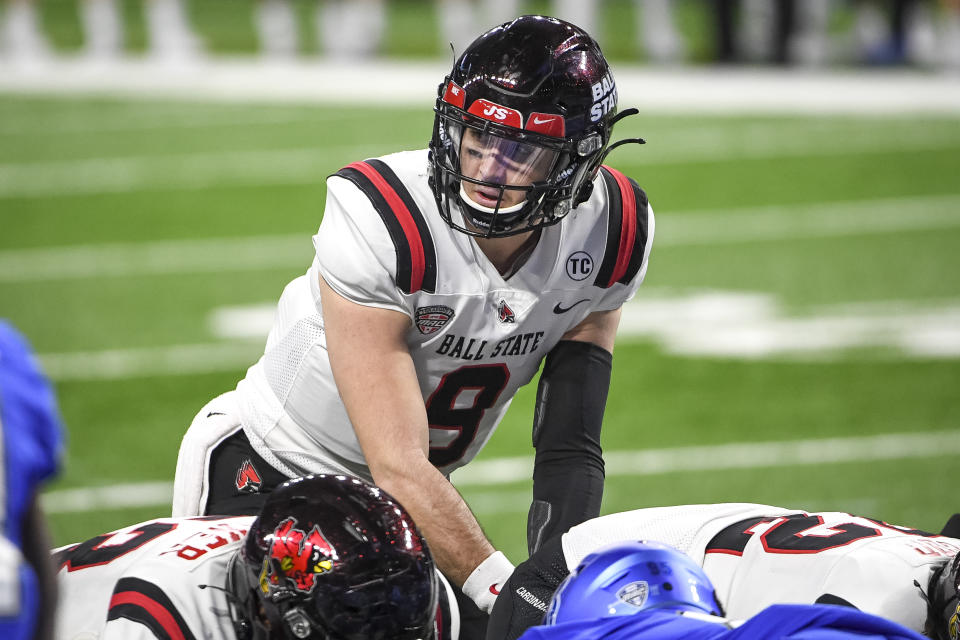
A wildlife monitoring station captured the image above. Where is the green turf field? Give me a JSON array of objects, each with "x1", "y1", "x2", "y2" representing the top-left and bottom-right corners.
[
  {"x1": 2, "y1": 92, "x2": 958, "y2": 565},
  {"x1": 36, "y1": 0, "x2": 719, "y2": 62}
]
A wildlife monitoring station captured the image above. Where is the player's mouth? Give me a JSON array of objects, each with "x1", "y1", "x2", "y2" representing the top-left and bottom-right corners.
[{"x1": 473, "y1": 188, "x2": 503, "y2": 207}]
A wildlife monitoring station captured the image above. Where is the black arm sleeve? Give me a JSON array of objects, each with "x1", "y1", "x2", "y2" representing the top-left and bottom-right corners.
[
  {"x1": 485, "y1": 535, "x2": 570, "y2": 640},
  {"x1": 527, "y1": 340, "x2": 611, "y2": 555}
]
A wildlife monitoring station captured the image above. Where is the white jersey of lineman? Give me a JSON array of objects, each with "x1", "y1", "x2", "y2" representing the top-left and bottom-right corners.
[
  {"x1": 234, "y1": 149, "x2": 654, "y2": 480},
  {"x1": 53, "y1": 515, "x2": 251, "y2": 640},
  {"x1": 54, "y1": 515, "x2": 460, "y2": 640},
  {"x1": 561, "y1": 503, "x2": 960, "y2": 634}
]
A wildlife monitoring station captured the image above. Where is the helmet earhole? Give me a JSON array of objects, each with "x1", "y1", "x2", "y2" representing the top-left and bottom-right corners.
[{"x1": 284, "y1": 609, "x2": 313, "y2": 639}]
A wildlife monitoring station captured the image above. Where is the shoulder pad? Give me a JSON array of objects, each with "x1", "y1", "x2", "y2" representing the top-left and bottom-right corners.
[{"x1": 332, "y1": 160, "x2": 438, "y2": 294}]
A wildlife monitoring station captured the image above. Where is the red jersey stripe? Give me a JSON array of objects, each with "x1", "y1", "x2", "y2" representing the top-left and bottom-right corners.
[
  {"x1": 603, "y1": 166, "x2": 637, "y2": 285},
  {"x1": 346, "y1": 161, "x2": 426, "y2": 294},
  {"x1": 110, "y1": 591, "x2": 186, "y2": 640}
]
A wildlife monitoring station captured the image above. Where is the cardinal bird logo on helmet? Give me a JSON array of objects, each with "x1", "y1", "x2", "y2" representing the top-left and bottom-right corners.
[{"x1": 259, "y1": 517, "x2": 336, "y2": 594}]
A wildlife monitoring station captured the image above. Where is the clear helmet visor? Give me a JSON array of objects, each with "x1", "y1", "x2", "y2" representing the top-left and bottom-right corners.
[{"x1": 447, "y1": 121, "x2": 560, "y2": 213}]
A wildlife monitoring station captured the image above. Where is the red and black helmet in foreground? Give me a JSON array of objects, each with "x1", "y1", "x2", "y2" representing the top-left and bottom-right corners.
[
  {"x1": 226, "y1": 474, "x2": 438, "y2": 640},
  {"x1": 429, "y1": 14, "x2": 643, "y2": 238}
]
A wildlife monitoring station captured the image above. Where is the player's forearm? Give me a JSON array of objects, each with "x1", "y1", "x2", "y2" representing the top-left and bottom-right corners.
[
  {"x1": 527, "y1": 339, "x2": 611, "y2": 554},
  {"x1": 529, "y1": 459, "x2": 603, "y2": 562},
  {"x1": 370, "y1": 456, "x2": 495, "y2": 586}
]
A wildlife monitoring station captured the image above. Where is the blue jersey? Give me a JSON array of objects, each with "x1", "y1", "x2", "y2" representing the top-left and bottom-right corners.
[
  {"x1": 0, "y1": 321, "x2": 64, "y2": 640},
  {"x1": 517, "y1": 604, "x2": 929, "y2": 640}
]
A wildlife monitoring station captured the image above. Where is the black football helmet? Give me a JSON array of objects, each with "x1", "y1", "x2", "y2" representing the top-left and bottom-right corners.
[
  {"x1": 226, "y1": 474, "x2": 438, "y2": 640},
  {"x1": 429, "y1": 15, "x2": 643, "y2": 238},
  {"x1": 927, "y1": 552, "x2": 960, "y2": 640}
]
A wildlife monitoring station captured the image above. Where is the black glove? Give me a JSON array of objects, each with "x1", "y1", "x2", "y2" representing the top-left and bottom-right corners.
[{"x1": 485, "y1": 535, "x2": 570, "y2": 640}]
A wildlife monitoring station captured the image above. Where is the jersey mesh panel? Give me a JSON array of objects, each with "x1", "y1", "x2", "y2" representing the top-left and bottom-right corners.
[
  {"x1": 568, "y1": 504, "x2": 751, "y2": 566},
  {"x1": 259, "y1": 315, "x2": 355, "y2": 475},
  {"x1": 263, "y1": 315, "x2": 325, "y2": 407},
  {"x1": 596, "y1": 509, "x2": 702, "y2": 554}
]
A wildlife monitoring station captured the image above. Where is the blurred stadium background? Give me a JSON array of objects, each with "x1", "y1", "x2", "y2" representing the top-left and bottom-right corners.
[{"x1": 2, "y1": 0, "x2": 959, "y2": 562}]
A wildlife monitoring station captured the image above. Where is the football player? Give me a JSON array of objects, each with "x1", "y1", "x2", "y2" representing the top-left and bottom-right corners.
[
  {"x1": 0, "y1": 321, "x2": 64, "y2": 640},
  {"x1": 489, "y1": 503, "x2": 960, "y2": 640},
  {"x1": 172, "y1": 14, "x2": 653, "y2": 635},
  {"x1": 519, "y1": 540, "x2": 929, "y2": 640},
  {"x1": 53, "y1": 474, "x2": 456, "y2": 640}
]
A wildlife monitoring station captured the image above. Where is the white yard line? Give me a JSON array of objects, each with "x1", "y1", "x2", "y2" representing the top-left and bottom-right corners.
[
  {"x1": 34, "y1": 291, "x2": 960, "y2": 382},
  {"x1": 40, "y1": 430, "x2": 960, "y2": 513},
  {"x1": 4, "y1": 193, "x2": 959, "y2": 284},
  {"x1": 33, "y1": 294, "x2": 960, "y2": 382},
  {"x1": 616, "y1": 292, "x2": 960, "y2": 359},
  {"x1": 42, "y1": 481, "x2": 174, "y2": 514},
  {"x1": 656, "y1": 193, "x2": 960, "y2": 246},
  {"x1": 37, "y1": 341, "x2": 264, "y2": 381},
  {"x1": 0, "y1": 144, "x2": 393, "y2": 198},
  {"x1": 0, "y1": 235, "x2": 313, "y2": 282},
  {"x1": 2, "y1": 123, "x2": 958, "y2": 198},
  {"x1": 0, "y1": 107, "x2": 336, "y2": 136},
  {"x1": 452, "y1": 430, "x2": 960, "y2": 486},
  {"x1": 1, "y1": 58, "x2": 958, "y2": 114},
  {"x1": 209, "y1": 293, "x2": 960, "y2": 361}
]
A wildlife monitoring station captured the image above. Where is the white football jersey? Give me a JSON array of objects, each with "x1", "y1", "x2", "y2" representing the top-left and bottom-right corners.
[
  {"x1": 53, "y1": 516, "x2": 251, "y2": 640},
  {"x1": 561, "y1": 503, "x2": 960, "y2": 633},
  {"x1": 234, "y1": 149, "x2": 654, "y2": 480},
  {"x1": 54, "y1": 515, "x2": 460, "y2": 640}
]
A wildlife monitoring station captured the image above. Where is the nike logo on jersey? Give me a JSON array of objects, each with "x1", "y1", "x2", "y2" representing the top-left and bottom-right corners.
[
  {"x1": 553, "y1": 299, "x2": 590, "y2": 314},
  {"x1": 532, "y1": 116, "x2": 555, "y2": 125}
]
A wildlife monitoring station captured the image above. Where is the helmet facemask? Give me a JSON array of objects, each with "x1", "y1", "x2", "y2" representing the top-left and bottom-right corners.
[
  {"x1": 426, "y1": 16, "x2": 645, "y2": 239},
  {"x1": 228, "y1": 541, "x2": 437, "y2": 640},
  {"x1": 431, "y1": 104, "x2": 590, "y2": 238}
]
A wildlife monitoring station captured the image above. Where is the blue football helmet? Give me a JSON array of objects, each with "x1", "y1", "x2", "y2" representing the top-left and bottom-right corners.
[{"x1": 545, "y1": 540, "x2": 723, "y2": 625}]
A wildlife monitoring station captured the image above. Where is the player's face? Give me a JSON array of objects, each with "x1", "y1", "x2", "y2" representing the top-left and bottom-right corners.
[{"x1": 459, "y1": 127, "x2": 557, "y2": 209}]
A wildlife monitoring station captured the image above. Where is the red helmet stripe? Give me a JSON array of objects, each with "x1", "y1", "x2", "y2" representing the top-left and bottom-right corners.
[
  {"x1": 347, "y1": 161, "x2": 426, "y2": 293},
  {"x1": 603, "y1": 166, "x2": 637, "y2": 285},
  {"x1": 466, "y1": 99, "x2": 524, "y2": 129}
]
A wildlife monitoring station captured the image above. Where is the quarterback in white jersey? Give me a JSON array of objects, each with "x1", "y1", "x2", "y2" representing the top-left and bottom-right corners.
[
  {"x1": 489, "y1": 503, "x2": 960, "y2": 640},
  {"x1": 54, "y1": 475, "x2": 451, "y2": 640},
  {"x1": 172, "y1": 15, "x2": 653, "y2": 625}
]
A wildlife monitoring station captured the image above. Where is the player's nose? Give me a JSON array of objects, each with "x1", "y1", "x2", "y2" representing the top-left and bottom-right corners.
[{"x1": 479, "y1": 156, "x2": 510, "y2": 182}]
